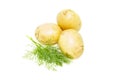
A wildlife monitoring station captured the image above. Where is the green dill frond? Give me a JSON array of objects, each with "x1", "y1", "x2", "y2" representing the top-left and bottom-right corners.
[{"x1": 24, "y1": 36, "x2": 71, "y2": 71}]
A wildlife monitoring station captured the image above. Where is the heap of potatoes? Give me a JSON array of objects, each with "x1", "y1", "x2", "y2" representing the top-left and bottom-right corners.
[{"x1": 35, "y1": 9, "x2": 84, "y2": 59}]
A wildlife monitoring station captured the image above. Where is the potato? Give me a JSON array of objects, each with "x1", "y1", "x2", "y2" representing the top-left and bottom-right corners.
[
  {"x1": 58, "y1": 29, "x2": 84, "y2": 59},
  {"x1": 35, "y1": 23, "x2": 62, "y2": 45},
  {"x1": 57, "y1": 9, "x2": 82, "y2": 31}
]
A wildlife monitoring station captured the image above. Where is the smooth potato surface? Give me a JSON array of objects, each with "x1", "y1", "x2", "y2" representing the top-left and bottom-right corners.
[
  {"x1": 35, "y1": 23, "x2": 62, "y2": 45},
  {"x1": 57, "y1": 9, "x2": 82, "y2": 31},
  {"x1": 58, "y1": 29, "x2": 84, "y2": 59}
]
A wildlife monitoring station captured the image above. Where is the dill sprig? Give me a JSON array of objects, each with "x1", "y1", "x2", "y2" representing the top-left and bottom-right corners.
[{"x1": 24, "y1": 36, "x2": 71, "y2": 71}]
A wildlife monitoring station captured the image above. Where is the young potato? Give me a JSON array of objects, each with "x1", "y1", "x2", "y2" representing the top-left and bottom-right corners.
[
  {"x1": 35, "y1": 23, "x2": 62, "y2": 45},
  {"x1": 57, "y1": 9, "x2": 82, "y2": 31},
  {"x1": 58, "y1": 29, "x2": 84, "y2": 59}
]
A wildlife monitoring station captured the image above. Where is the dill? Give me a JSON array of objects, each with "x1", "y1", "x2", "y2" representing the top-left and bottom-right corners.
[{"x1": 24, "y1": 36, "x2": 71, "y2": 71}]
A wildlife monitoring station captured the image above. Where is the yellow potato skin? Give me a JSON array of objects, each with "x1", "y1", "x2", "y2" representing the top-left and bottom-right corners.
[
  {"x1": 35, "y1": 23, "x2": 62, "y2": 45},
  {"x1": 57, "y1": 9, "x2": 82, "y2": 31},
  {"x1": 58, "y1": 29, "x2": 84, "y2": 59}
]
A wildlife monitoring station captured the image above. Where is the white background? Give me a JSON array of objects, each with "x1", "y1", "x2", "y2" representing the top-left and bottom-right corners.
[{"x1": 0, "y1": 0, "x2": 120, "y2": 80}]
